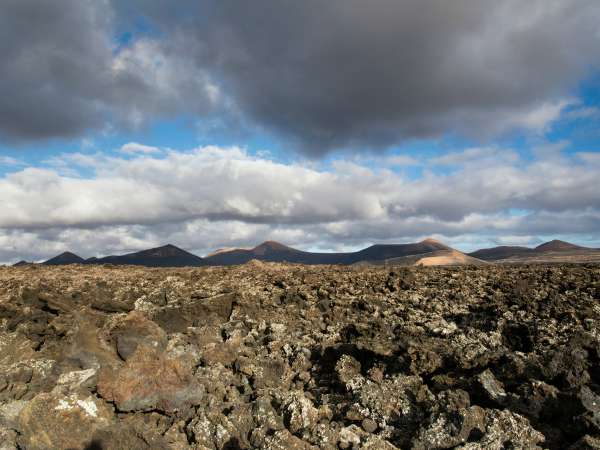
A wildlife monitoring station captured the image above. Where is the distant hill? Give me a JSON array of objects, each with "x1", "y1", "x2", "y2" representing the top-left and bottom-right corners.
[
  {"x1": 349, "y1": 238, "x2": 450, "y2": 264},
  {"x1": 203, "y1": 241, "x2": 348, "y2": 265},
  {"x1": 204, "y1": 238, "x2": 466, "y2": 266},
  {"x1": 469, "y1": 239, "x2": 599, "y2": 263},
  {"x1": 468, "y1": 246, "x2": 535, "y2": 261},
  {"x1": 12, "y1": 260, "x2": 32, "y2": 267},
  {"x1": 43, "y1": 251, "x2": 85, "y2": 265},
  {"x1": 357, "y1": 248, "x2": 487, "y2": 267},
  {"x1": 415, "y1": 249, "x2": 488, "y2": 266},
  {"x1": 37, "y1": 238, "x2": 598, "y2": 269},
  {"x1": 534, "y1": 239, "x2": 585, "y2": 252},
  {"x1": 90, "y1": 244, "x2": 205, "y2": 267}
]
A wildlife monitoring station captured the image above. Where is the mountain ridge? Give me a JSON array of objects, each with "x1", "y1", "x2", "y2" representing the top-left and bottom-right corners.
[
  {"x1": 202, "y1": 238, "x2": 455, "y2": 266},
  {"x1": 29, "y1": 238, "x2": 598, "y2": 268},
  {"x1": 534, "y1": 239, "x2": 585, "y2": 252},
  {"x1": 88, "y1": 244, "x2": 205, "y2": 268},
  {"x1": 43, "y1": 251, "x2": 86, "y2": 265},
  {"x1": 468, "y1": 239, "x2": 594, "y2": 261}
]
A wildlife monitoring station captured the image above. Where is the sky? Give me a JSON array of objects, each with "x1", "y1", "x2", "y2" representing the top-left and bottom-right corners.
[{"x1": 1, "y1": 0, "x2": 600, "y2": 263}]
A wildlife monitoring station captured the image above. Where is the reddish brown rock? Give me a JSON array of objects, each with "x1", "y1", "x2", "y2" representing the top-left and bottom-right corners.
[
  {"x1": 97, "y1": 345, "x2": 204, "y2": 412},
  {"x1": 17, "y1": 391, "x2": 114, "y2": 450},
  {"x1": 2, "y1": 263, "x2": 600, "y2": 449},
  {"x1": 107, "y1": 310, "x2": 167, "y2": 360}
]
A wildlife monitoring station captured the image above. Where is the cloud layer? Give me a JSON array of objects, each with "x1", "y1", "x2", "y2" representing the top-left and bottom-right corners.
[
  {"x1": 2, "y1": 0, "x2": 599, "y2": 153},
  {"x1": 0, "y1": 0, "x2": 218, "y2": 141},
  {"x1": 1, "y1": 145, "x2": 599, "y2": 262},
  {"x1": 2, "y1": 1, "x2": 599, "y2": 261},
  {"x1": 188, "y1": 0, "x2": 600, "y2": 152}
]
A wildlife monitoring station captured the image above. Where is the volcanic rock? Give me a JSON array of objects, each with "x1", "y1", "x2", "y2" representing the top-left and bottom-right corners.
[
  {"x1": 17, "y1": 391, "x2": 114, "y2": 450},
  {"x1": 0, "y1": 262, "x2": 599, "y2": 449},
  {"x1": 107, "y1": 310, "x2": 167, "y2": 360},
  {"x1": 97, "y1": 345, "x2": 204, "y2": 412}
]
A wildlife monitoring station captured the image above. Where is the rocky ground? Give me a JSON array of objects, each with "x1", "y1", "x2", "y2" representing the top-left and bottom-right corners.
[{"x1": 0, "y1": 262, "x2": 599, "y2": 449}]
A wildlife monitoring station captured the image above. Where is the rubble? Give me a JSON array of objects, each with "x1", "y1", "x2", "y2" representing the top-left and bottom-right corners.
[{"x1": 0, "y1": 262, "x2": 599, "y2": 448}]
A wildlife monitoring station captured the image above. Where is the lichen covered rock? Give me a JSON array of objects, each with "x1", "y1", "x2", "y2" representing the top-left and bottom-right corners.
[{"x1": 0, "y1": 263, "x2": 598, "y2": 449}]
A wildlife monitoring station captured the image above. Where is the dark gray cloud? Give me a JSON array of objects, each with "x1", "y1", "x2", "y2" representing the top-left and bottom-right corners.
[
  {"x1": 0, "y1": 0, "x2": 112, "y2": 139},
  {"x1": 170, "y1": 0, "x2": 600, "y2": 154},
  {"x1": 0, "y1": 0, "x2": 217, "y2": 142},
  {"x1": 1, "y1": 0, "x2": 600, "y2": 153}
]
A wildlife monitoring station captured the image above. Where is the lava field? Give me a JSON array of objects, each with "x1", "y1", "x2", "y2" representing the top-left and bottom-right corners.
[{"x1": 0, "y1": 262, "x2": 599, "y2": 449}]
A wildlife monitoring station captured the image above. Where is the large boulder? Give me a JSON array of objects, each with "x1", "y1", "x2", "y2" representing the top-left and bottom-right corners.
[
  {"x1": 107, "y1": 310, "x2": 167, "y2": 360},
  {"x1": 97, "y1": 345, "x2": 204, "y2": 412}
]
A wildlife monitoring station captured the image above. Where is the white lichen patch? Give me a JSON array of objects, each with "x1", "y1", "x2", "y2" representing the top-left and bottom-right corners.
[
  {"x1": 76, "y1": 398, "x2": 99, "y2": 418},
  {"x1": 55, "y1": 394, "x2": 99, "y2": 418},
  {"x1": 56, "y1": 398, "x2": 73, "y2": 411},
  {"x1": 57, "y1": 368, "x2": 97, "y2": 387},
  {"x1": 28, "y1": 358, "x2": 56, "y2": 376}
]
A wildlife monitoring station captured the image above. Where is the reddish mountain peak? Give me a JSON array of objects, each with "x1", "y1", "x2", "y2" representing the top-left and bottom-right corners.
[
  {"x1": 254, "y1": 241, "x2": 290, "y2": 250},
  {"x1": 419, "y1": 238, "x2": 450, "y2": 249},
  {"x1": 253, "y1": 241, "x2": 296, "y2": 255},
  {"x1": 535, "y1": 239, "x2": 584, "y2": 252},
  {"x1": 421, "y1": 238, "x2": 444, "y2": 245}
]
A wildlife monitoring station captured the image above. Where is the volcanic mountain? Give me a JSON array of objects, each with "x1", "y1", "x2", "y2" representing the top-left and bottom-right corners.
[
  {"x1": 348, "y1": 238, "x2": 451, "y2": 264},
  {"x1": 43, "y1": 251, "x2": 85, "y2": 265},
  {"x1": 534, "y1": 239, "x2": 585, "y2": 252},
  {"x1": 468, "y1": 246, "x2": 535, "y2": 261},
  {"x1": 352, "y1": 240, "x2": 487, "y2": 266},
  {"x1": 468, "y1": 239, "x2": 596, "y2": 262},
  {"x1": 39, "y1": 238, "x2": 489, "y2": 268},
  {"x1": 31, "y1": 238, "x2": 600, "y2": 268},
  {"x1": 12, "y1": 260, "x2": 32, "y2": 267},
  {"x1": 203, "y1": 238, "x2": 467, "y2": 266},
  {"x1": 415, "y1": 249, "x2": 488, "y2": 266},
  {"x1": 87, "y1": 244, "x2": 205, "y2": 267},
  {"x1": 203, "y1": 241, "x2": 345, "y2": 265}
]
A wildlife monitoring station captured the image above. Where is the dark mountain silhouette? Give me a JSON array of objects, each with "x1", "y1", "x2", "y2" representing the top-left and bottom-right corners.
[
  {"x1": 204, "y1": 238, "x2": 453, "y2": 266},
  {"x1": 13, "y1": 260, "x2": 32, "y2": 267},
  {"x1": 468, "y1": 246, "x2": 535, "y2": 261},
  {"x1": 40, "y1": 237, "x2": 598, "y2": 268},
  {"x1": 203, "y1": 240, "x2": 346, "y2": 265},
  {"x1": 90, "y1": 244, "x2": 205, "y2": 267},
  {"x1": 468, "y1": 239, "x2": 593, "y2": 261},
  {"x1": 348, "y1": 238, "x2": 450, "y2": 263},
  {"x1": 43, "y1": 251, "x2": 85, "y2": 265},
  {"x1": 535, "y1": 239, "x2": 585, "y2": 252}
]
